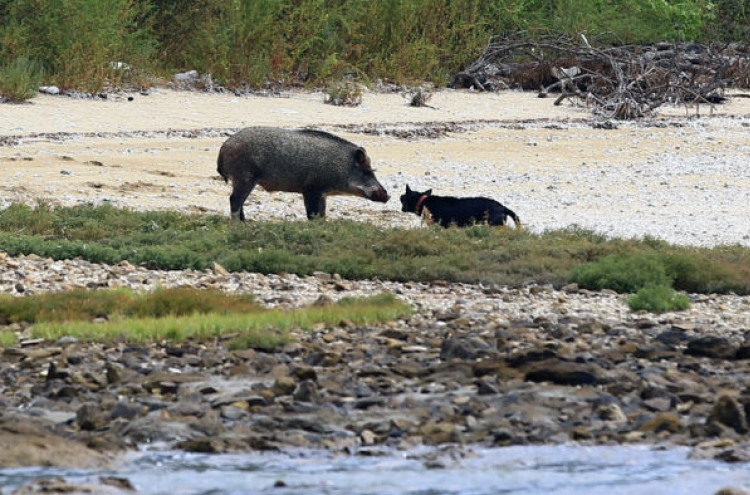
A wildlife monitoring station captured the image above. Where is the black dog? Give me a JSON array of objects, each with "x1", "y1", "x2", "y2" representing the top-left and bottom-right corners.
[{"x1": 400, "y1": 185, "x2": 521, "y2": 228}]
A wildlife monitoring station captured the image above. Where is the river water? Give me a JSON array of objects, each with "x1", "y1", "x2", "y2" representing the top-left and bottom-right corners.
[{"x1": 2, "y1": 444, "x2": 749, "y2": 494}]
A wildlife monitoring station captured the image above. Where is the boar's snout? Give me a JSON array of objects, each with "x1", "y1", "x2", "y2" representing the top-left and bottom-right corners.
[{"x1": 370, "y1": 185, "x2": 390, "y2": 203}]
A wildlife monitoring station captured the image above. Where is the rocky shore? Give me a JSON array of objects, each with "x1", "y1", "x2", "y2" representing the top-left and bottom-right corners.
[
  {"x1": 2, "y1": 251, "x2": 750, "y2": 482},
  {"x1": 3, "y1": 89, "x2": 750, "y2": 493}
]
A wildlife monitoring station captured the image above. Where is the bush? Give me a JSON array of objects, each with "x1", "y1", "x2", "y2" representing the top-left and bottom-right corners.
[
  {"x1": 568, "y1": 253, "x2": 672, "y2": 293},
  {"x1": 627, "y1": 284, "x2": 691, "y2": 313},
  {"x1": 0, "y1": 56, "x2": 43, "y2": 102},
  {"x1": 325, "y1": 81, "x2": 363, "y2": 106}
]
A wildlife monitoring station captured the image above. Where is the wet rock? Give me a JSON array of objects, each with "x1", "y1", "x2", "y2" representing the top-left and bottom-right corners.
[
  {"x1": 636, "y1": 412, "x2": 685, "y2": 434},
  {"x1": 0, "y1": 417, "x2": 112, "y2": 469},
  {"x1": 715, "y1": 488, "x2": 750, "y2": 495},
  {"x1": 120, "y1": 415, "x2": 194, "y2": 444},
  {"x1": 419, "y1": 421, "x2": 460, "y2": 445},
  {"x1": 506, "y1": 348, "x2": 558, "y2": 368},
  {"x1": 593, "y1": 398, "x2": 628, "y2": 424},
  {"x1": 9, "y1": 477, "x2": 126, "y2": 494},
  {"x1": 271, "y1": 376, "x2": 296, "y2": 397},
  {"x1": 714, "y1": 447, "x2": 750, "y2": 463},
  {"x1": 76, "y1": 403, "x2": 111, "y2": 431},
  {"x1": 491, "y1": 428, "x2": 516, "y2": 446},
  {"x1": 100, "y1": 476, "x2": 136, "y2": 491},
  {"x1": 475, "y1": 379, "x2": 500, "y2": 395},
  {"x1": 642, "y1": 397, "x2": 673, "y2": 412},
  {"x1": 708, "y1": 395, "x2": 748, "y2": 434},
  {"x1": 524, "y1": 359, "x2": 604, "y2": 386},
  {"x1": 176, "y1": 437, "x2": 226, "y2": 453},
  {"x1": 734, "y1": 345, "x2": 750, "y2": 360},
  {"x1": 293, "y1": 380, "x2": 320, "y2": 403},
  {"x1": 685, "y1": 336, "x2": 737, "y2": 359},
  {"x1": 291, "y1": 365, "x2": 318, "y2": 382},
  {"x1": 440, "y1": 334, "x2": 493, "y2": 361}
]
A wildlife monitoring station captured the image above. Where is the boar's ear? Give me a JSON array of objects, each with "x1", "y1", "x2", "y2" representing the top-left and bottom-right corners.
[{"x1": 354, "y1": 148, "x2": 371, "y2": 169}]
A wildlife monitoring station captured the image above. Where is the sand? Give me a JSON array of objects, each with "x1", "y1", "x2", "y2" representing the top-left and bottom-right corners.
[{"x1": 1, "y1": 88, "x2": 749, "y2": 247}]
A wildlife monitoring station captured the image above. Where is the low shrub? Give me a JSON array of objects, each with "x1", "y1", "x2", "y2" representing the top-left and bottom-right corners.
[
  {"x1": 627, "y1": 284, "x2": 691, "y2": 313},
  {"x1": 568, "y1": 252, "x2": 672, "y2": 293},
  {"x1": 325, "y1": 81, "x2": 362, "y2": 106},
  {"x1": 0, "y1": 56, "x2": 43, "y2": 102}
]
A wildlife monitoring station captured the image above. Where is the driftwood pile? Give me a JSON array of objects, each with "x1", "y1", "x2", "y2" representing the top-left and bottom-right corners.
[{"x1": 450, "y1": 32, "x2": 750, "y2": 119}]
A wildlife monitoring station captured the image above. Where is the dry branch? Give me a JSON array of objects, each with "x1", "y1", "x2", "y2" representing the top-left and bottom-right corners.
[{"x1": 451, "y1": 32, "x2": 750, "y2": 119}]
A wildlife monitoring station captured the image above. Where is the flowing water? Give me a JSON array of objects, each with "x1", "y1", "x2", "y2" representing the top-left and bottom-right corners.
[{"x1": 2, "y1": 444, "x2": 749, "y2": 494}]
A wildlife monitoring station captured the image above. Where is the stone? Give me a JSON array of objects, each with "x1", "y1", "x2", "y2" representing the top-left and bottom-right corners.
[
  {"x1": 293, "y1": 380, "x2": 319, "y2": 403},
  {"x1": 524, "y1": 360, "x2": 603, "y2": 386},
  {"x1": 637, "y1": 412, "x2": 685, "y2": 434},
  {"x1": 685, "y1": 336, "x2": 737, "y2": 359},
  {"x1": 708, "y1": 395, "x2": 748, "y2": 434}
]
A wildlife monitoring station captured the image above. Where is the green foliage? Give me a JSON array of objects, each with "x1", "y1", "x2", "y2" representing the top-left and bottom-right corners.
[
  {"x1": 627, "y1": 284, "x2": 691, "y2": 313},
  {"x1": 0, "y1": 203, "x2": 749, "y2": 294},
  {"x1": 569, "y1": 249, "x2": 750, "y2": 295},
  {"x1": 524, "y1": 0, "x2": 710, "y2": 43},
  {"x1": 661, "y1": 251, "x2": 735, "y2": 293},
  {"x1": 0, "y1": 0, "x2": 154, "y2": 92},
  {"x1": 0, "y1": 0, "x2": 740, "y2": 91},
  {"x1": 0, "y1": 56, "x2": 43, "y2": 102},
  {"x1": 709, "y1": 0, "x2": 750, "y2": 41},
  {"x1": 0, "y1": 331, "x2": 17, "y2": 348},
  {"x1": 569, "y1": 253, "x2": 672, "y2": 293}
]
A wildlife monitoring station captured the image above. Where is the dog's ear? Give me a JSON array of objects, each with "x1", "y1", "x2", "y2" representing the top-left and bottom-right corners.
[
  {"x1": 405, "y1": 184, "x2": 412, "y2": 193},
  {"x1": 425, "y1": 189, "x2": 432, "y2": 196}
]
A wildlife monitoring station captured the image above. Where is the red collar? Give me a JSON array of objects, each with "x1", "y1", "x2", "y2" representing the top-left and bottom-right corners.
[{"x1": 414, "y1": 194, "x2": 428, "y2": 214}]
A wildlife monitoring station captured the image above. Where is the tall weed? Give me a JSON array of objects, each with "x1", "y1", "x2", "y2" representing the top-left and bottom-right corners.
[
  {"x1": 0, "y1": 56, "x2": 43, "y2": 102},
  {"x1": 1, "y1": 0, "x2": 153, "y2": 92}
]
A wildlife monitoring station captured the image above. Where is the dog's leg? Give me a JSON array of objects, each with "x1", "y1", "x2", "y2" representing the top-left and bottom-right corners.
[{"x1": 421, "y1": 206, "x2": 435, "y2": 226}]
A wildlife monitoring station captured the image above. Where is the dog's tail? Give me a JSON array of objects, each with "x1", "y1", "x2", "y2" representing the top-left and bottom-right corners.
[{"x1": 506, "y1": 207, "x2": 522, "y2": 229}]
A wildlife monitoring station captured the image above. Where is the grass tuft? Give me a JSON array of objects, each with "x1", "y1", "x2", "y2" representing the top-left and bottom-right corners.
[{"x1": 0, "y1": 287, "x2": 411, "y2": 349}]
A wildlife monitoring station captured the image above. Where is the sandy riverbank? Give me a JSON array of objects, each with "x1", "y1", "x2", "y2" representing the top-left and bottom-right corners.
[{"x1": 1, "y1": 88, "x2": 750, "y2": 246}]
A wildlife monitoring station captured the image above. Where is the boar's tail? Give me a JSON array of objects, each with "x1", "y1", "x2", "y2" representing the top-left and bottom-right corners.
[{"x1": 216, "y1": 152, "x2": 229, "y2": 183}]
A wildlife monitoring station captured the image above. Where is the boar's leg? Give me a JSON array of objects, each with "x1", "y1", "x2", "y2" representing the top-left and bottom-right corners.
[
  {"x1": 303, "y1": 189, "x2": 327, "y2": 220},
  {"x1": 230, "y1": 179, "x2": 257, "y2": 221}
]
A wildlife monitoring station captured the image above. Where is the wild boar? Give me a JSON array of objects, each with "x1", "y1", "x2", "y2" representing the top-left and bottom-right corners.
[{"x1": 216, "y1": 127, "x2": 390, "y2": 220}]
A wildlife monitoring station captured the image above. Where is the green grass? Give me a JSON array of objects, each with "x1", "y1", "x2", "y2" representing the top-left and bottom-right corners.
[
  {"x1": 0, "y1": 288, "x2": 411, "y2": 348},
  {"x1": 0, "y1": 203, "x2": 748, "y2": 296}
]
